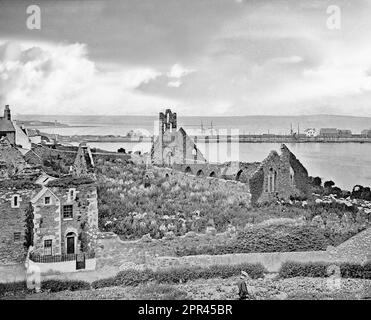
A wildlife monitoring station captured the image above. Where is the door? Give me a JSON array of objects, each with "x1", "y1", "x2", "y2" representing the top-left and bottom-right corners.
[{"x1": 66, "y1": 236, "x2": 75, "y2": 254}]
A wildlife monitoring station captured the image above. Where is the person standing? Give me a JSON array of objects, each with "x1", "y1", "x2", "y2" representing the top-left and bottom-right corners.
[{"x1": 237, "y1": 271, "x2": 256, "y2": 300}]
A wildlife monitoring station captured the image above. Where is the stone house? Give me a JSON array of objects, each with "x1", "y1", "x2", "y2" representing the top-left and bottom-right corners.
[
  {"x1": 0, "y1": 175, "x2": 98, "y2": 269},
  {"x1": 0, "y1": 140, "x2": 98, "y2": 271},
  {"x1": 0, "y1": 105, "x2": 15, "y2": 145},
  {"x1": 151, "y1": 109, "x2": 206, "y2": 166},
  {"x1": 30, "y1": 178, "x2": 98, "y2": 260}
]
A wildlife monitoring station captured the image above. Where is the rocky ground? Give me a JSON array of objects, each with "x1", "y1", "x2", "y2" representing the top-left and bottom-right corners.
[{"x1": 4, "y1": 276, "x2": 371, "y2": 300}]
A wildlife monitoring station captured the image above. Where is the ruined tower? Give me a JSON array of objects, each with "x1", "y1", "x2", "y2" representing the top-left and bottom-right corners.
[
  {"x1": 4, "y1": 105, "x2": 11, "y2": 121},
  {"x1": 156, "y1": 109, "x2": 177, "y2": 164}
]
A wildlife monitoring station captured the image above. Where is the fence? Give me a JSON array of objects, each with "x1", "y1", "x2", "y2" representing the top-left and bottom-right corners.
[{"x1": 29, "y1": 252, "x2": 95, "y2": 263}]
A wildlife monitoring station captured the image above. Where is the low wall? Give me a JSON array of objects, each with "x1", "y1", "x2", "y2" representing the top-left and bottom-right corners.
[
  {"x1": 29, "y1": 258, "x2": 96, "y2": 275},
  {"x1": 0, "y1": 264, "x2": 27, "y2": 283}
]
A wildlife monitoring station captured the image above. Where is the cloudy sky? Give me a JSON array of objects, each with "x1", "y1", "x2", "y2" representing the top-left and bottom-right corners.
[{"x1": 1, "y1": 0, "x2": 371, "y2": 116}]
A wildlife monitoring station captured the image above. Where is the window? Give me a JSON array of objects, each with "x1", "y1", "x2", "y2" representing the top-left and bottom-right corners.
[
  {"x1": 44, "y1": 239, "x2": 52, "y2": 256},
  {"x1": 69, "y1": 189, "x2": 76, "y2": 200},
  {"x1": 44, "y1": 196, "x2": 50, "y2": 205},
  {"x1": 267, "y1": 168, "x2": 277, "y2": 193},
  {"x1": 63, "y1": 205, "x2": 73, "y2": 219},
  {"x1": 14, "y1": 232, "x2": 21, "y2": 242},
  {"x1": 11, "y1": 195, "x2": 20, "y2": 208}
]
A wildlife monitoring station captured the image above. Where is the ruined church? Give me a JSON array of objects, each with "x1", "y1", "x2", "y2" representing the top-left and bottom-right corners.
[{"x1": 151, "y1": 109, "x2": 206, "y2": 165}]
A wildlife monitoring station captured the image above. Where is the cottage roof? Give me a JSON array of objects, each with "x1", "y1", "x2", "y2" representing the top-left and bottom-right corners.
[
  {"x1": 31, "y1": 187, "x2": 59, "y2": 204},
  {"x1": 0, "y1": 118, "x2": 15, "y2": 132}
]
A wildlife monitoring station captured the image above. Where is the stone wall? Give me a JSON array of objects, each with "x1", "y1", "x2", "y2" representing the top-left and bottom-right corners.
[
  {"x1": 153, "y1": 166, "x2": 251, "y2": 205},
  {"x1": 0, "y1": 189, "x2": 38, "y2": 264}
]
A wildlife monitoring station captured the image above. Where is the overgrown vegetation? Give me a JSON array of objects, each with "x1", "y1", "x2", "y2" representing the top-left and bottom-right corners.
[
  {"x1": 47, "y1": 176, "x2": 95, "y2": 188},
  {"x1": 0, "y1": 279, "x2": 90, "y2": 297},
  {"x1": 279, "y1": 261, "x2": 371, "y2": 279},
  {"x1": 91, "y1": 263, "x2": 266, "y2": 289},
  {"x1": 175, "y1": 222, "x2": 360, "y2": 256},
  {"x1": 0, "y1": 179, "x2": 40, "y2": 190},
  {"x1": 24, "y1": 203, "x2": 34, "y2": 250},
  {"x1": 95, "y1": 159, "x2": 370, "y2": 243}
]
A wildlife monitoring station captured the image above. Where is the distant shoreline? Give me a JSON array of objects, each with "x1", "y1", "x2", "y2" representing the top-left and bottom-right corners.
[{"x1": 38, "y1": 132, "x2": 371, "y2": 144}]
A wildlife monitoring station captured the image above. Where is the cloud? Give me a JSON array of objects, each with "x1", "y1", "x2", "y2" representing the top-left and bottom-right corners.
[
  {"x1": 167, "y1": 64, "x2": 195, "y2": 79},
  {"x1": 167, "y1": 80, "x2": 182, "y2": 88},
  {"x1": 0, "y1": 41, "x2": 175, "y2": 115}
]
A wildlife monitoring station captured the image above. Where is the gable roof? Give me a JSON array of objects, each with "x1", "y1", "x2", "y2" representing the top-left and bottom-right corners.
[
  {"x1": 0, "y1": 118, "x2": 15, "y2": 132},
  {"x1": 31, "y1": 187, "x2": 59, "y2": 204}
]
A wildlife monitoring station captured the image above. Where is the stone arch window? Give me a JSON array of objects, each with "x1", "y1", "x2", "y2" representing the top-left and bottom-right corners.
[
  {"x1": 289, "y1": 166, "x2": 295, "y2": 185},
  {"x1": 236, "y1": 169, "x2": 243, "y2": 181},
  {"x1": 267, "y1": 168, "x2": 277, "y2": 193},
  {"x1": 209, "y1": 171, "x2": 216, "y2": 177},
  {"x1": 196, "y1": 169, "x2": 204, "y2": 177},
  {"x1": 185, "y1": 166, "x2": 192, "y2": 174},
  {"x1": 192, "y1": 147, "x2": 197, "y2": 160}
]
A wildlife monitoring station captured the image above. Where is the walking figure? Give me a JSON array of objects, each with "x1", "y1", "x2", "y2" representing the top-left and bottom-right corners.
[{"x1": 237, "y1": 271, "x2": 256, "y2": 300}]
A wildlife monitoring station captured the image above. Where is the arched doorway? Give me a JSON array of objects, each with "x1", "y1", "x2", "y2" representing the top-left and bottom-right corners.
[
  {"x1": 236, "y1": 170, "x2": 243, "y2": 181},
  {"x1": 66, "y1": 232, "x2": 76, "y2": 254},
  {"x1": 185, "y1": 166, "x2": 192, "y2": 174},
  {"x1": 196, "y1": 169, "x2": 204, "y2": 177},
  {"x1": 209, "y1": 171, "x2": 216, "y2": 177}
]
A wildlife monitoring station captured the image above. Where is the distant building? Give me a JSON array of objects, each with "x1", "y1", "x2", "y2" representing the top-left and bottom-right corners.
[
  {"x1": 304, "y1": 128, "x2": 317, "y2": 137},
  {"x1": 361, "y1": 129, "x2": 371, "y2": 138},
  {"x1": 337, "y1": 129, "x2": 352, "y2": 138},
  {"x1": 319, "y1": 128, "x2": 352, "y2": 138},
  {"x1": 319, "y1": 128, "x2": 338, "y2": 137},
  {"x1": 151, "y1": 109, "x2": 206, "y2": 165}
]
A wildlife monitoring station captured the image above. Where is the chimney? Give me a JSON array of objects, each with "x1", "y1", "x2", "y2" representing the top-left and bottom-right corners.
[{"x1": 4, "y1": 105, "x2": 11, "y2": 121}]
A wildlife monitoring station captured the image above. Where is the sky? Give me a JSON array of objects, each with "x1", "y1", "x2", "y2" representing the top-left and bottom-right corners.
[{"x1": 1, "y1": 0, "x2": 371, "y2": 116}]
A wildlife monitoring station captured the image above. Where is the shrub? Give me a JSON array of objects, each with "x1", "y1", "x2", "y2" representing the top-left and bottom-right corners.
[
  {"x1": 177, "y1": 224, "x2": 337, "y2": 256},
  {"x1": 41, "y1": 280, "x2": 90, "y2": 292},
  {"x1": 279, "y1": 261, "x2": 328, "y2": 278},
  {"x1": 279, "y1": 261, "x2": 371, "y2": 279},
  {"x1": 91, "y1": 263, "x2": 266, "y2": 289},
  {"x1": 340, "y1": 262, "x2": 371, "y2": 279},
  {"x1": 0, "y1": 281, "x2": 28, "y2": 297}
]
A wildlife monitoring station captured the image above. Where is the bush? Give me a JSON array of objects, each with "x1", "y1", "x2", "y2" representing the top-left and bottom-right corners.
[
  {"x1": 279, "y1": 262, "x2": 328, "y2": 278},
  {"x1": 279, "y1": 261, "x2": 371, "y2": 279},
  {"x1": 0, "y1": 281, "x2": 28, "y2": 297},
  {"x1": 41, "y1": 280, "x2": 90, "y2": 292},
  {"x1": 176, "y1": 224, "x2": 336, "y2": 256},
  {"x1": 92, "y1": 263, "x2": 266, "y2": 289}
]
